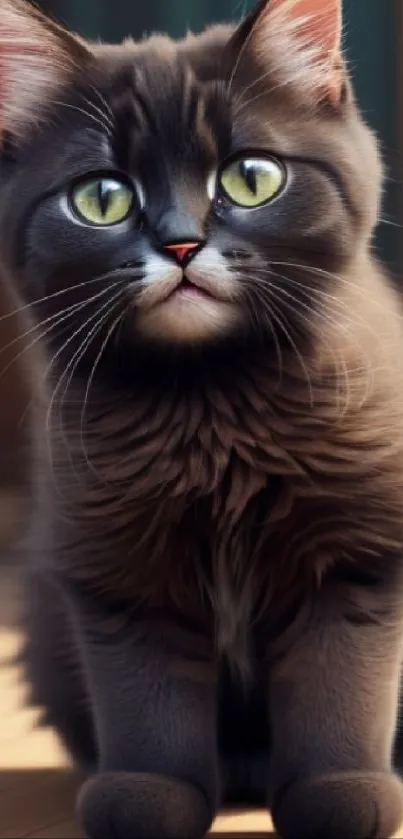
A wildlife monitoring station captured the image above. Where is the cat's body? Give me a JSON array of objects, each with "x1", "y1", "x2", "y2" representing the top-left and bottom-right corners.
[{"x1": 3, "y1": 0, "x2": 403, "y2": 836}]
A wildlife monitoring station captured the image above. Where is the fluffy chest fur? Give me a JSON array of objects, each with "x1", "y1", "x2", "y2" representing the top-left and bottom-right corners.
[{"x1": 47, "y1": 323, "x2": 403, "y2": 668}]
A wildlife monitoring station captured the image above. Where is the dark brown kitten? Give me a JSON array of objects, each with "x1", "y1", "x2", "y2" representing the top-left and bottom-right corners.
[{"x1": 2, "y1": 0, "x2": 403, "y2": 837}]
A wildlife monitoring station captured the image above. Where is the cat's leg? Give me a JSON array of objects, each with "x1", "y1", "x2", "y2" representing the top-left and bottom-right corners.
[
  {"x1": 22, "y1": 573, "x2": 96, "y2": 771},
  {"x1": 72, "y1": 596, "x2": 218, "y2": 839},
  {"x1": 268, "y1": 571, "x2": 403, "y2": 839}
]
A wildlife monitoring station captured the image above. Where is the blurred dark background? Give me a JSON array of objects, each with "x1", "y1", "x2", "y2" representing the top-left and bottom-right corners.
[{"x1": 37, "y1": 0, "x2": 401, "y2": 273}]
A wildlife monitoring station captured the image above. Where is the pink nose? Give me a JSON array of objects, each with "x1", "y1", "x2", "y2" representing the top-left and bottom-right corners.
[{"x1": 163, "y1": 241, "x2": 200, "y2": 265}]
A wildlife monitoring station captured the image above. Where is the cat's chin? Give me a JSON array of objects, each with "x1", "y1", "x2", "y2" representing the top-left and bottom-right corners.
[{"x1": 135, "y1": 289, "x2": 240, "y2": 343}]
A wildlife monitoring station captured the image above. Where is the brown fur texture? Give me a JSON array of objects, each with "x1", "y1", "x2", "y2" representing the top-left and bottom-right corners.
[
  {"x1": 2, "y1": 0, "x2": 403, "y2": 837},
  {"x1": 52, "y1": 267, "x2": 403, "y2": 666}
]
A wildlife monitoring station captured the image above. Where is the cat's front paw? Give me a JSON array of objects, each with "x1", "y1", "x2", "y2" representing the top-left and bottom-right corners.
[
  {"x1": 77, "y1": 771, "x2": 213, "y2": 838},
  {"x1": 272, "y1": 771, "x2": 403, "y2": 839}
]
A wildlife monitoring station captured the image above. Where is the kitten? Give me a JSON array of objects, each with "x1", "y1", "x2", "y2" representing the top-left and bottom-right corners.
[{"x1": 2, "y1": 0, "x2": 403, "y2": 836}]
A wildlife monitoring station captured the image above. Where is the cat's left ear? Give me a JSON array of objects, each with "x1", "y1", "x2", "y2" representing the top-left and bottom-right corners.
[
  {"x1": 229, "y1": 0, "x2": 344, "y2": 107},
  {"x1": 0, "y1": 0, "x2": 91, "y2": 142}
]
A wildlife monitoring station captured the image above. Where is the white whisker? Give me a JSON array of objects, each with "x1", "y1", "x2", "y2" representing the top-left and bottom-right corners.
[
  {"x1": 84, "y1": 86, "x2": 114, "y2": 132},
  {"x1": 242, "y1": 286, "x2": 284, "y2": 387},
  {"x1": 52, "y1": 101, "x2": 112, "y2": 135},
  {"x1": 269, "y1": 260, "x2": 403, "y2": 323},
  {"x1": 250, "y1": 285, "x2": 314, "y2": 406},
  {"x1": 0, "y1": 292, "x2": 110, "y2": 390},
  {"x1": 270, "y1": 303, "x2": 314, "y2": 407},
  {"x1": 45, "y1": 290, "x2": 125, "y2": 491},
  {"x1": 0, "y1": 270, "x2": 130, "y2": 327},
  {"x1": 227, "y1": 13, "x2": 260, "y2": 97},
  {"x1": 79, "y1": 305, "x2": 126, "y2": 482},
  {"x1": 11, "y1": 282, "x2": 126, "y2": 441},
  {"x1": 265, "y1": 279, "x2": 375, "y2": 417},
  {"x1": 88, "y1": 84, "x2": 115, "y2": 123}
]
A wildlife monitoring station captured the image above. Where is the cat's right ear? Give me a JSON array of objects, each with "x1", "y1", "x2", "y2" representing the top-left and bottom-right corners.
[
  {"x1": 0, "y1": 0, "x2": 90, "y2": 142},
  {"x1": 227, "y1": 0, "x2": 345, "y2": 108}
]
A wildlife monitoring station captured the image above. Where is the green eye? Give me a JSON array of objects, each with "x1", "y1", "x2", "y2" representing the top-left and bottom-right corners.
[
  {"x1": 71, "y1": 177, "x2": 135, "y2": 226},
  {"x1": 220, "y1": 156, "x2": 285, "y2": 208}
]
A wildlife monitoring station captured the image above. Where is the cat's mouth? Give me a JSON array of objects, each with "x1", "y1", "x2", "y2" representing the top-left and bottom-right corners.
[
  {"x1": 169, "y1": 274, "x2": 215, "y2": 301},
  {"x1": 160, "y1": 266, "x2": 234, "y2": 306},
  {"x1": 135, "y1": 262, "x2": 239, "y2": 342}
]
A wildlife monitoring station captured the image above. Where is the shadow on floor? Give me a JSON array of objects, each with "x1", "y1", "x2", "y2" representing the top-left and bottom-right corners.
[{"x1": 0, "y1": 768, "x2": 80, "y2": 838}]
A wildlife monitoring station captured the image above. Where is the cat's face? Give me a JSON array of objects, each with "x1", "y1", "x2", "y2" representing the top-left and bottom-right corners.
[{"x1": 0, "y1": 0, "x2": 382, "y2": 362}]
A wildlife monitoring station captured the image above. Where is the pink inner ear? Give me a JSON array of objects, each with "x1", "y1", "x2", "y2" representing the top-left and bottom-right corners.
[
  {"x1": 268, "y1": 0, "x2": 341, "y2": 56},
  {"x1": 265, "y1": 0, "x2": 343, "y2": 104}
]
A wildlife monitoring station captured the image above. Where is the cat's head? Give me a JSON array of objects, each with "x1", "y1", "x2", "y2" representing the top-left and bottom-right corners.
[{"x1": 0, "y1": 0, "x2": 381, "y2": 363}]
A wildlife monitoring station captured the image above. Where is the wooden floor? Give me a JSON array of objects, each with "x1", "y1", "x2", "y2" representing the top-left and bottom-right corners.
[{"x1": 1, "y1": 565, "x2": 403, "y2": 838}]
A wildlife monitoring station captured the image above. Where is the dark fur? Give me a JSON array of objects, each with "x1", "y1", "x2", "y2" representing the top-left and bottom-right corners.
[{"x1": 2, "y1": 0, "x2": 403, "y2": 836}]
